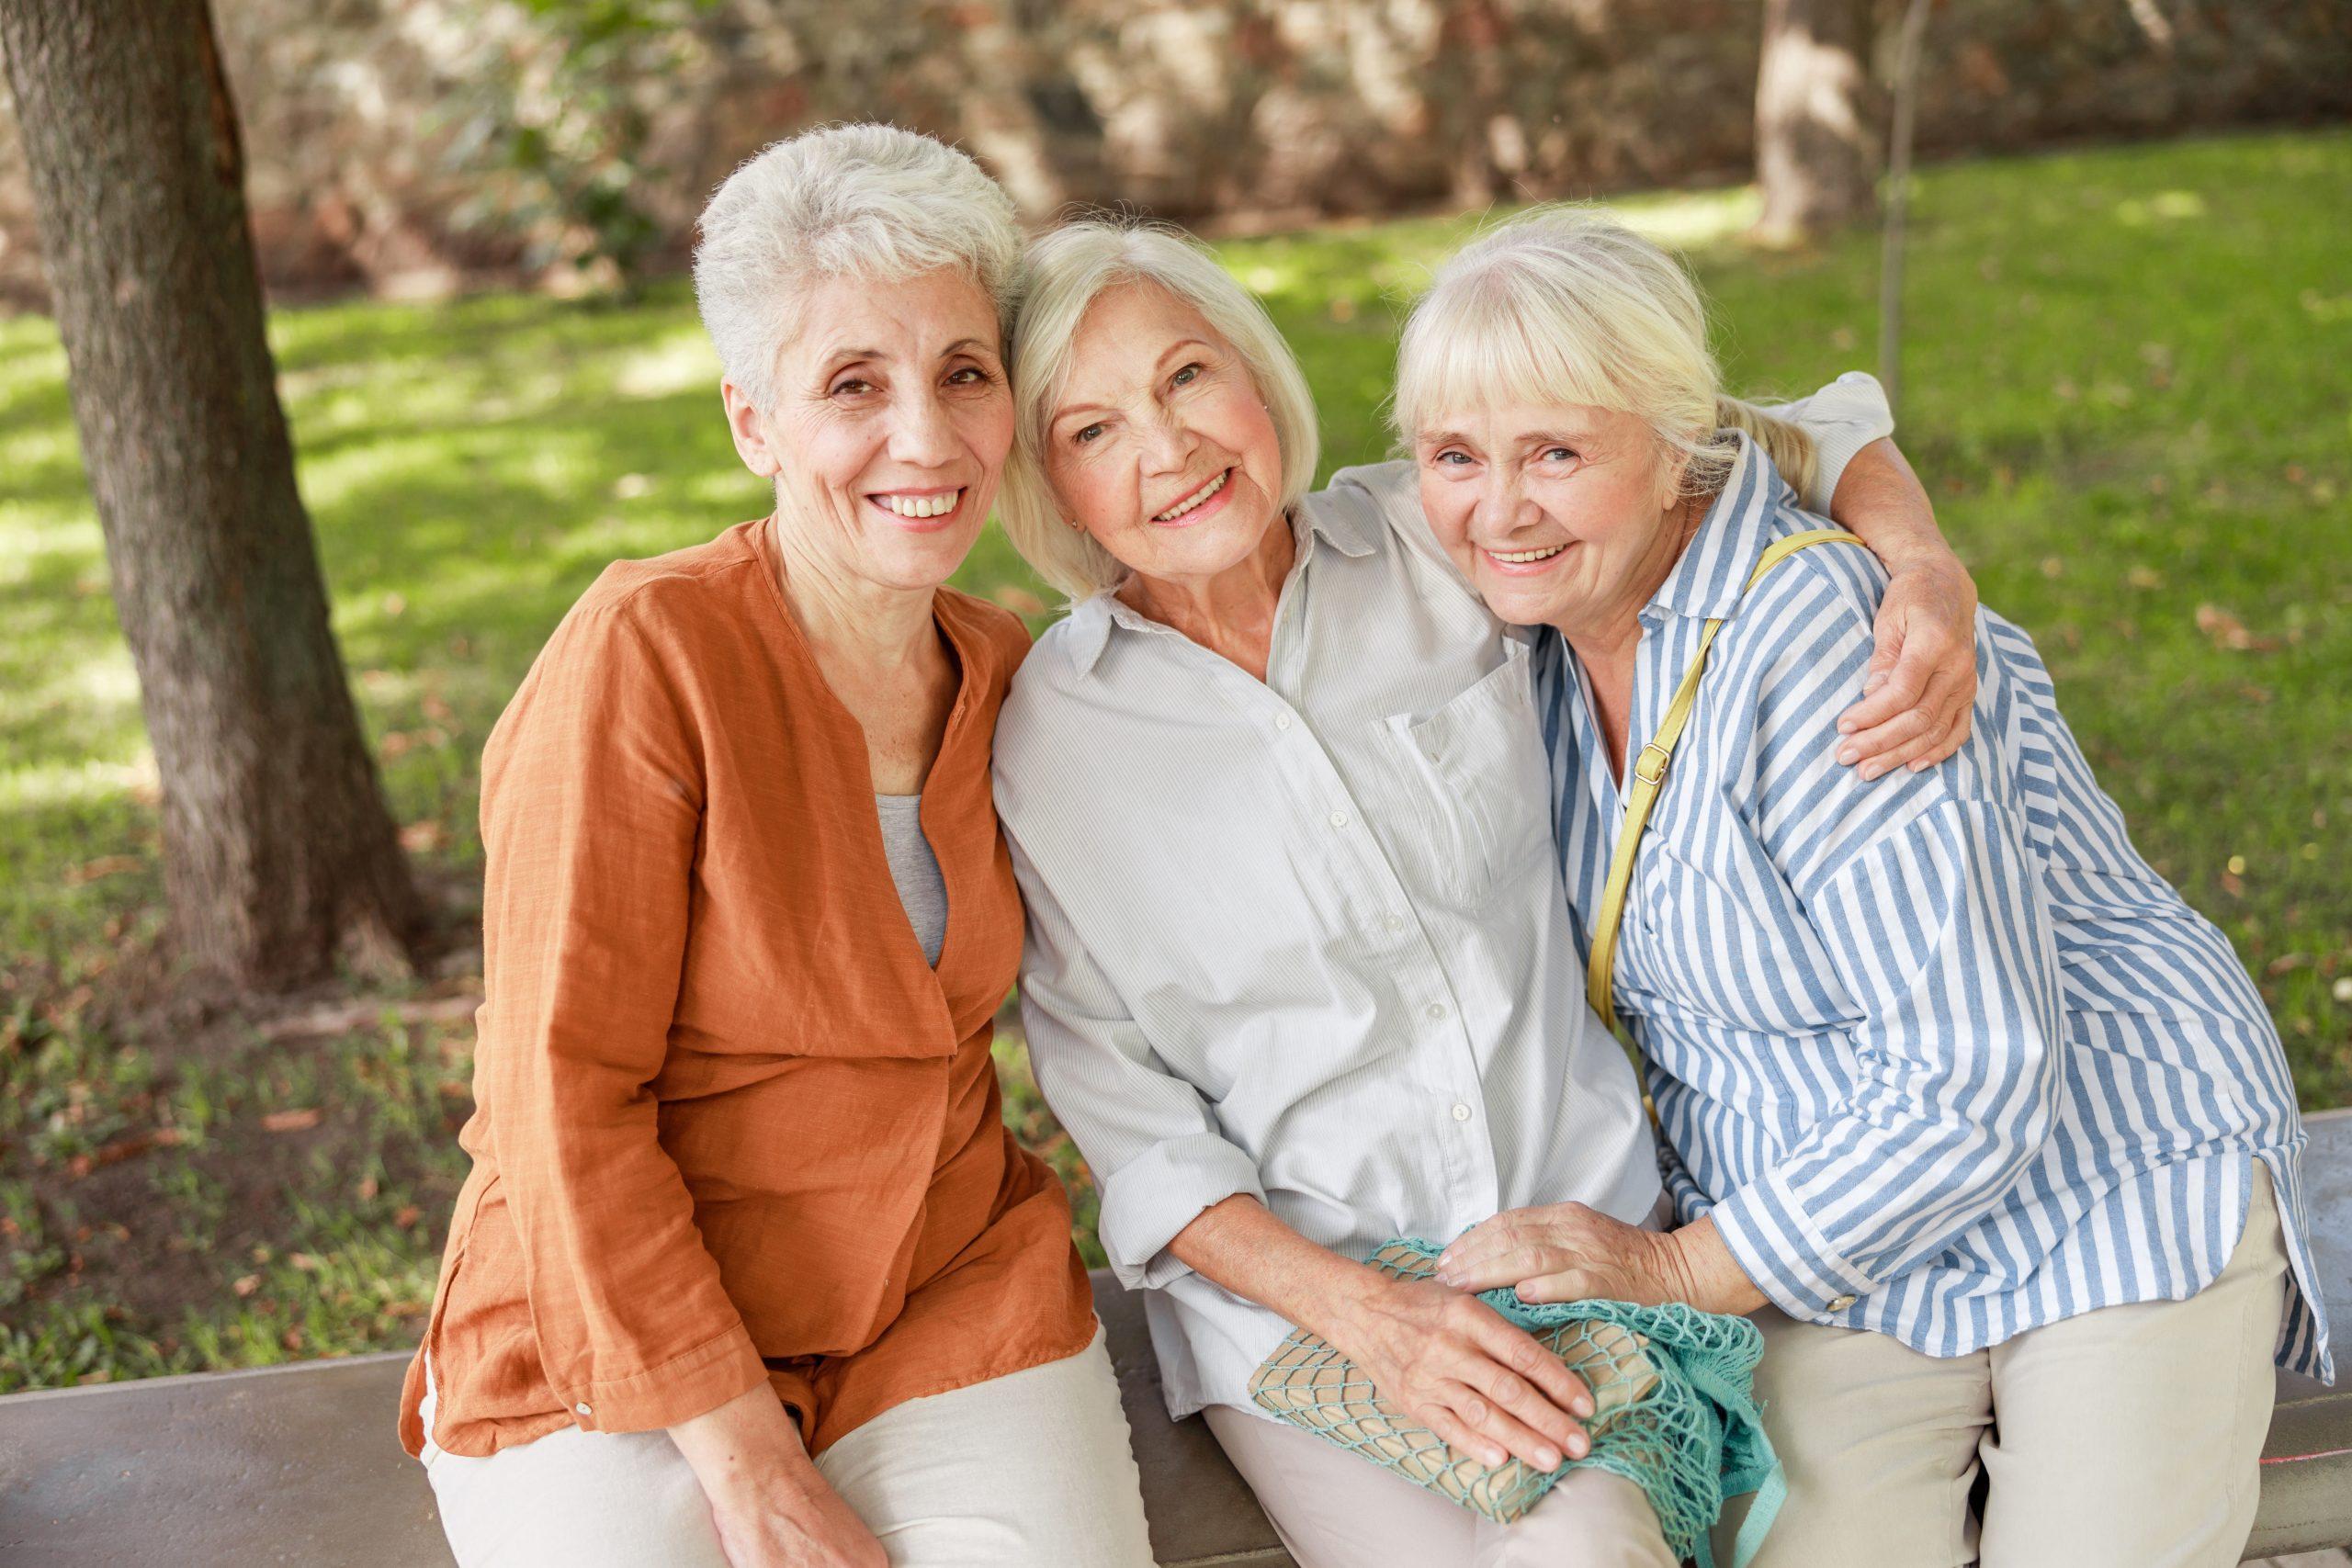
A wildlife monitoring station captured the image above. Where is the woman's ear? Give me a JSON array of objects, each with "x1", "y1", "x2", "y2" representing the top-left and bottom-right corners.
[
  {"x1": 721, "y1": 380, "x2": 783, "y2": 479},
  {"x1": 1652, "y1": 446, "x2": 1690, "y2": 513}
]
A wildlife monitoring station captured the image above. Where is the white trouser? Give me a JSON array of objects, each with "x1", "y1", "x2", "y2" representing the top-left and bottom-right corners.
[
  {"x1": 419, "y1": 1326, "x2": 1156, "y2": 1568},
  {"x1": 1204, "y1": 1403, "x2": 1677, "y2": 1568},
  {"x1": 1715, "y1": 1165, "x2": 2291, "y2": 1568}
]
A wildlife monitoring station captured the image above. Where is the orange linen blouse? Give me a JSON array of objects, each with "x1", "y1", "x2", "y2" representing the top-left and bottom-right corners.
[{"x1": 397, "y1": 517, "x2": 1093, "y2": 1460}]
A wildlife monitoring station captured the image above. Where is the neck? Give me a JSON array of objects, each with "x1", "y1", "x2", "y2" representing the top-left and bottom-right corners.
[
  {"x1": 1119, "y1": 513, "x2": 1296, "y2": 679},
  {"x1": 766, "y1": 513, "x2": 939, "y2": 675}
]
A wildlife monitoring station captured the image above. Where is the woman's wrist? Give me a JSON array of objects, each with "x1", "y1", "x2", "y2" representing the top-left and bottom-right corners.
[
  {"x1": 1658, "y1": 1217, "x2": 1769, "y2": 1317},
  {"x1": 669, "y1": 1380, "x2": 818, "y2": 1507}
]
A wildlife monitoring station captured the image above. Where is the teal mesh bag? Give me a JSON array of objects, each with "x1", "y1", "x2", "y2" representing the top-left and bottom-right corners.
[{"x1": 1249, "y1": 1239, "x2": 1782, "y2": 1567}]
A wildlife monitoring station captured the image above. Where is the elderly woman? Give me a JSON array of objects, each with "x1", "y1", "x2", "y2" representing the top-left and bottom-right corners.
[
  {"x1": 988, "y1": 216, "x2": 1978, "y2": 1566},
  {"x1": 1406, "y1": 209, "x2": 2333, "y2": 1568},
  {"x1": 394, "y1": 126, "x2": 1156, "y2": 1568}
]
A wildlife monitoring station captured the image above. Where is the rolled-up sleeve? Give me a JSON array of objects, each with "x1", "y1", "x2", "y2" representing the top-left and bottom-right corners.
[
  {"x1": 1005, "y1": 833, "x2": 1266, "y2": 1291},
  {"x1": 475, "y1": 598, "x2": 765, "y2": 1432},
  {"x1": 1707, "y1": 599, "x2": 2064, "y2": 1319},
  {"x1": 1764, "y1": 370, "x2": 1897, "y2": 514}
]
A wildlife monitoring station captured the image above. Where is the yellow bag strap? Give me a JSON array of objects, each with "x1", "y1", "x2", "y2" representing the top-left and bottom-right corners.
[{"x1": 1586, "y1": 529, "x2": 1866, "y2": 1034}]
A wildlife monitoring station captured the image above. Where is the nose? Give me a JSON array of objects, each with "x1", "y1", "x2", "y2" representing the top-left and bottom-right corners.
[
  {"x1": 887, "y1": 383, "x2": 959, "y2": 470},
  {"x1": 1470, "y1": 468, "x2": 1526, "y2": 543},
  {"x1": 1136, "y1": 404, "x2": 1201, "y2": 477}
]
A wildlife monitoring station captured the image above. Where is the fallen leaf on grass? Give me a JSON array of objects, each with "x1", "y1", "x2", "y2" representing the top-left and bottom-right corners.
[
  {"x1": 65, "y1": 1126, "x2": 184, "y2": 1179},
  {"x1": 262, "y1": 1108, "x2": 322, "y2": 1133},
  {"x1": 63, "y1": 855, "x2": 142, "y2": 886},
  {"x1": 2195, "y1": 604, "x2": 2278, "y2": 652},
  {"x1": 232, "y1": 1274, "x2": 261, "y2": 1297}
]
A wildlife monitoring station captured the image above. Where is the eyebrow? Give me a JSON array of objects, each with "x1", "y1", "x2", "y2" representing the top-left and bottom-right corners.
[
  {"x1": 818, "y1": 337, "x2": 996, "y2": 369},
  {"x1": 1156, "y1": 337, "x2": 1216, "y2": 366}
]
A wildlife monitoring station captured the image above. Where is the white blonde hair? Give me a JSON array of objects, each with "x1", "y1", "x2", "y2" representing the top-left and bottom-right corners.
[
  {"x1": 1000, "y1": 219, "x2": 1321, "y2": 602},
  {"x1": 1391, "y1": 206, "x2": 1815, "y2": 502},
  {"x1": 691, "y1": 123, "x2": 1022, "y2": 410}
]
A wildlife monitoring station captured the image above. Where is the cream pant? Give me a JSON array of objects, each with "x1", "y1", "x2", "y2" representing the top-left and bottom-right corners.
[
  {"x1": 1204, "y1": 1403, "x2": 1678, "y2": 1568},
  {"x1": 419, "y1": 1327, "x2": 1156, "y2": 1568},
  {"x1": 1715, "y1": 1167, "x2": 2290, "y2": 1568}
]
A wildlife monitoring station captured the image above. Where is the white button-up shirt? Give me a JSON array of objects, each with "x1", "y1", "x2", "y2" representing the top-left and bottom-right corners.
[{"x1": 994, "y1": 385, "x2": 1890, "y2": 1418}]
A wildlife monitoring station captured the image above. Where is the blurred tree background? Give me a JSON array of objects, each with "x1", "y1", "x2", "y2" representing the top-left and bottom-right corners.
[{"x1": 0, "y1": 2, "x2": 2346, "y2": 1390}]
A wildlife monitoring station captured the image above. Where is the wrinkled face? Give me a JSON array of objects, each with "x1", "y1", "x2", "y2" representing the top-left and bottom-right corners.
[
  {"x1": 723, "y1": 266, "x2": 1011, "y2": 595},
  {"x1": 1414, "y1": 402, "x2": 1684, "y2": 635},
  {"x1": 1040, "y1": 281, "x2": 1286, "y2": 589}
]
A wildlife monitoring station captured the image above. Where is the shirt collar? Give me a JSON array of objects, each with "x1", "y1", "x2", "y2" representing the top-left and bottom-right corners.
[
  {"x1": 1061, "y1": 494, "x2": 1381, "y2": 678},
  {"x1": 1647, "y1": 431, "x2": 1798, "y2": 623}
]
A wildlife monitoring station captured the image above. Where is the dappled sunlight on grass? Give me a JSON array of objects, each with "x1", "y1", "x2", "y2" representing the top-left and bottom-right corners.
[
  {"x1": 2, "y1": 126, "x2": 2346, "y2": 1071},
  {"x1": 2, "y1": 127, "x2": 2347, "y2": 1392}
]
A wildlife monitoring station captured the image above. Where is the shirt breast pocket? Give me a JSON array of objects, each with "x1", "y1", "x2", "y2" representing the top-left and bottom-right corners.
[{"x1": 1384, "y1": 643, "x2": 1553, "y2": 909}]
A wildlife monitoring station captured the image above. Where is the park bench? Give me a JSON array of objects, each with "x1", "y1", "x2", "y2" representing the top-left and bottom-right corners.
[{"x1": 5, "y1": 1107, "x2": 2349, "y2": 1566}]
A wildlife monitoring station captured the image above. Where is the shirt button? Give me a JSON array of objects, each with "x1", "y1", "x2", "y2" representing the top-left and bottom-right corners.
[
  {"x1": 1329, "y1": 810, "x2": 1350, "y2": 829},
  {"x1": 1275, "y1": 713, "x2": 1294, "y2": 731},
  {"x1": 1425, "y1": 1002, "x2": 1447, "y2": 1021},
  {"x1": 1385, "y1": 914, "x2": 1407, "y2": 934},
  {"x1": 1452, "y1": 1102, "x2": 1473, "y2": 1122},
  {"x1": 1826, "y1": 1294, "x2": 1857, "y2": 1313},
  {"x1": 574, "y1": 1402, "x2": 593, "y2": 1417}
]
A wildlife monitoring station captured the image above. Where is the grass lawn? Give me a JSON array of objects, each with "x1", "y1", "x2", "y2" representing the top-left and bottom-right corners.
[{"x1": 2, "y1": 128, "x2": 2346, "y2": 1390}]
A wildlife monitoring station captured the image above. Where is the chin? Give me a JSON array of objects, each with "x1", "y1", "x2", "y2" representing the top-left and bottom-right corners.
[
  {"x1": 870, "y1": 525, "x2": 980, "y2": 593},
  {"x1": 1477, "y1": 579, "x2": 1562, "y2": 628}
]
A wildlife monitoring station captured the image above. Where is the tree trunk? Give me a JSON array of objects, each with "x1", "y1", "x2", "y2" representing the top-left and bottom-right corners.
[
  {"x1": 1, "y1": 0, "x2": 424, "y2": 989},
  {"x1": 1754, "y1": 0, "x2": 1878, "y2": 244}
]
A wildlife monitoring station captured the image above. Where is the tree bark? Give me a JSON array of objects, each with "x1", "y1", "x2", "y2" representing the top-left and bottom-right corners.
[
  {"x1": 1, "y1": 0, "x2": 424, "y2": 988},
  {"x1": 1754, "y1": 0, "x2": 1878, "y2": 243}
]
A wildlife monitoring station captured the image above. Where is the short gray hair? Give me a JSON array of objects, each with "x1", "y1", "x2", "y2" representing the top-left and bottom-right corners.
[
  {"x1": 1001, "y1": 219, "x2": 1321, "y2": 603},
  {"x1": 691, "y1": 123, "x2": 1023, "y2": 410}
]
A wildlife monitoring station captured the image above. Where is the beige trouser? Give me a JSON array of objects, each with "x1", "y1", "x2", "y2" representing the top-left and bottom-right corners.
[
  {"x1": 1715, "y1": 1167, "x2": 2290, "y2": 1568},
  {"x1": 419, "y1": 1326, "x2": 1156, "y2": 1568},
  {"x1": 1205, "y1": 1403, "x2": 1678, "y2": 1568}
]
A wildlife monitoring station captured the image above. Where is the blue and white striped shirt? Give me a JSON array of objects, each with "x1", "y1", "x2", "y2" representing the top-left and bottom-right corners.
[{"x1": 1537, "y1": 434, "x2": 2329, "y2": 1379}]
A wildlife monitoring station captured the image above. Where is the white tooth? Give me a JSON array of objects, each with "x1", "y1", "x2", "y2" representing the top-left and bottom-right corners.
[{"x1": 1157, "y1": 471, "x2": 1227, "y2": 521}]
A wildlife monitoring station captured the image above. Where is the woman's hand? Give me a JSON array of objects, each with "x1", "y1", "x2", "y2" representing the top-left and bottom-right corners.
[
  {"x1": 1835, "y1": 552, "x2": 1980, "y2": 778},
  {"x1": 1823, "y1": 436, "x2": 1981, "y2": 778},
  {"x1": 1321, "y1": 1273, "x2": 1595, "y2": 1474},
  {"x1": 1436, "y1": 1202, "x2": 1683, "y2": 1306},
  {"x1": 669, "y1": 1382, "x2": 887, "y2": 1568},
  {"x1": 1435, "y1": 1206, "x2": 1766, "y2": 1318}
]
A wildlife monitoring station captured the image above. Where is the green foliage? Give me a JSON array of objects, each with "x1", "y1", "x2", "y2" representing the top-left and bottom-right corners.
[
  {"x1": 0, "y1": 130, "x2": 2346, "y2": 1389},
  {"x1": 437, "y1": 0, "x2": 721, "y2": 289}
]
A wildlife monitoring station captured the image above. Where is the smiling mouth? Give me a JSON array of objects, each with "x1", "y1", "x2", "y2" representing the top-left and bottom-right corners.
[
  {"x1": 1152, "y1": 469, "x2": 1231, "y2": 524},
  {"x1": 1487, "y1": 542, "x2": 1568, "y2": 564},
  {"x1": 871, "y1": 488, "x2": 966, "y2": 521}
]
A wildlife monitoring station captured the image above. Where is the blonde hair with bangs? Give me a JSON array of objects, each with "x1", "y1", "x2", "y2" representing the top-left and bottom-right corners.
[
  {"x1": 1001, "y1": 219, "x2": 1321, "y2": 602},
  {"x1": 1391, "y1": 207, "x2": 1816, "y2": 502}
]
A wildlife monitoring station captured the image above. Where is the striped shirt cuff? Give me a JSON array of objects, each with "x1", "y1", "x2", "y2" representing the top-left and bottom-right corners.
[
  {"x1": 1098, "y1": 1134, "x2": 1268, "y2": 1292},
  {"x1": 1711, "y1": 1168, "x2": 1875, "y2": 1320}
]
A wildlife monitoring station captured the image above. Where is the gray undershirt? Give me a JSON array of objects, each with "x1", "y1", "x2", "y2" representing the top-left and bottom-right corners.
[{"x1": 875, "y1": 794, "x2": 947, "y2": 967}]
